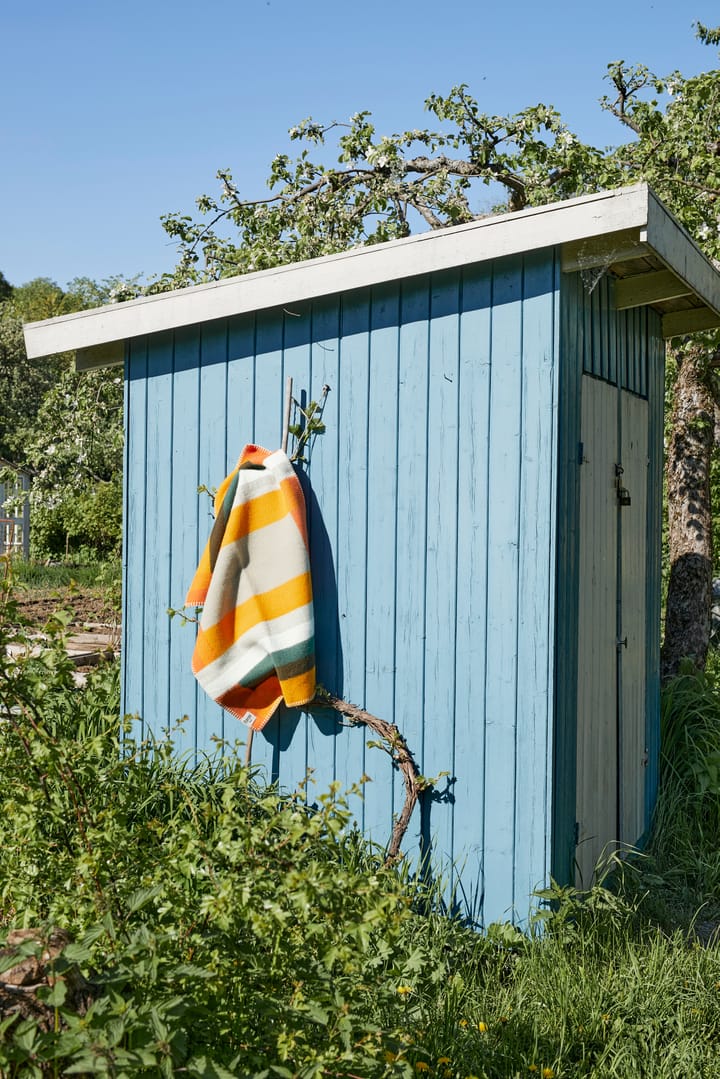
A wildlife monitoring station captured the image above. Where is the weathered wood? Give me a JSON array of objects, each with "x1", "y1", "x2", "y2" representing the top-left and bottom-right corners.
[
  {"x1": 614, "y1": 268, "x2": 692, "y2": 310},
  {"x1": 620, "y1": 392, "x2": 649, "y2": 846},
  {"x1": 662, "y1": 307, "x2": 720, "y2": 337},
  {"x1": 576, "y1": 375, "x2": 619, "y2": 886}
]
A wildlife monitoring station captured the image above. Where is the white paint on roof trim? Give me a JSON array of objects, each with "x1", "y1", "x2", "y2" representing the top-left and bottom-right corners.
[{"x1": 22, "y1": 184, "x2": 720, "y2": 360}]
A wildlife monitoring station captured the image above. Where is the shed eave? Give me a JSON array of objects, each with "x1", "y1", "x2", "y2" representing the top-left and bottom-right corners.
[{"x1": 22, "y1": 183, "x2": 720, "y2": 363}]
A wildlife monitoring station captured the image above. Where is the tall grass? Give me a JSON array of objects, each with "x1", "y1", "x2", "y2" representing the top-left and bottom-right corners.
[{"x1": 9, "y1": 556, "x2": 120, "y2": 592}]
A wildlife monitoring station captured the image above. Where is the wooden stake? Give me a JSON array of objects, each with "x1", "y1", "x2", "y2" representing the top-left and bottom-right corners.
[{"x1": 281, "y1": 376, "x2": 293, "y2": 454}]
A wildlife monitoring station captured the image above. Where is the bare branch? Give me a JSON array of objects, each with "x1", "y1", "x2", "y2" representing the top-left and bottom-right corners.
[{"x1": 309, "y1": 689, "x2": 425, "y2": 862}]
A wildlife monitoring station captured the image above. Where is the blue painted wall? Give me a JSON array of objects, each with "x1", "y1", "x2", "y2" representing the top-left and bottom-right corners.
[{"x1": 123, "y1": 250, "x2": 562, "y2": 926}]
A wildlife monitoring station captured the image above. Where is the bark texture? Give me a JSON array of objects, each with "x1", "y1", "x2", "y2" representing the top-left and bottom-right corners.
[{"x1": 661, "y1": 345, "x2": 717, "y2": 681}]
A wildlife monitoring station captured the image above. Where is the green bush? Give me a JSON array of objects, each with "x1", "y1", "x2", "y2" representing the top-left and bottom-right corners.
[
  {"x1": 0, "y1": 580, "x2": 434, "y2": 1076},
  {"x1": 29, "y1": 477, "x2": 122, "y2": 561}
]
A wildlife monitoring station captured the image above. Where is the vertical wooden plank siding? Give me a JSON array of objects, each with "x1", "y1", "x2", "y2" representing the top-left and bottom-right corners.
[
  {"x1": 513, "y1": 251, "x2": 559, "y2": 917},
  {"x1": 122, "y1": 338, "x2": 148, "y2": 725},
  {"x1": 363, "y1": 285, "x2": 401, "y2": 840},
  {"x1": 575, "y1": 375, "x2": 620, "y2": 886},
  {"x1": 305, "y1": 298, "x2": 343, "y2": 797},
  {"x1": 422, "y1": 272, "x2": 461, "y2": 879},
  {"x1": 334, "y1": 292, "x2": 373, "y2": 816},
  {"x1": 452, "y1": 265, "x2": 492, "y2": 921},
  {"x1": 196, "y1": 322, "x2": 231, "y2": 752},
  {"x1": 620, "y1": 391, "x2": 649, "y2": 845},
  {"x1": 140, "y1": 333, "x2": 174, "y2": 738},
  {"x1": 393, "y1": 280, "x2": 431, "y2": 855},
  {"x1": 121, "y1": 253, "x2": 561, "y2": 923},
  {"x1": 552, "y1": 273, "x2": 583, "y2": 888},
  {"x1": 482, "y1": 261, "x2": 524, "y2": 922},
  {"x1": 168, "y1": 328, "x2": 201, "y2": 756}
]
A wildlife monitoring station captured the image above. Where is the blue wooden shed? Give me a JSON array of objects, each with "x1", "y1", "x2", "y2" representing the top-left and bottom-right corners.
[{"x1": 25, "y1": 185, "x2": 720, "y2": 924}]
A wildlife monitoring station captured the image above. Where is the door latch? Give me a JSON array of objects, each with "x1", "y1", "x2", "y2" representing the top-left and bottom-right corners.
[{"x1": 615, "y1": 464, "x2": 631, "y2": 506}]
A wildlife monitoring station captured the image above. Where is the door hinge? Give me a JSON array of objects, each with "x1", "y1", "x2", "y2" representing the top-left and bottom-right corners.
[
  {"x1": 578, "y1": 441, "x2": 586, "y2": 465},
  {"x1": 574, "y1": 821, "x2": 580, "y2": 847}
]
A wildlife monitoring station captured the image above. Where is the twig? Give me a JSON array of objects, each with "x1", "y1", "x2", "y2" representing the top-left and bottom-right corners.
[{"x1": 309, "y1": 689, "x2": 423, "y2": 863}]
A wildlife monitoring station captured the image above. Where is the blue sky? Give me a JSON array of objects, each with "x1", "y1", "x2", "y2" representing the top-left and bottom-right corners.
[{"x1": 2, "y1": 0, "x2": 719, "y2": 289}]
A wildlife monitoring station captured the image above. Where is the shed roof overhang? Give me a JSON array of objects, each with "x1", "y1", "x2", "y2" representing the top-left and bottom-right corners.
[{"x1": 24, "y1": 183, "x2": 720, "y2": 371}]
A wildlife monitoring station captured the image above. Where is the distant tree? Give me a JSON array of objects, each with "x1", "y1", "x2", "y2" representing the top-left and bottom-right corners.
[
  {"x1": 0, "y1": 291, "x2": 65, "y2": 462},
  {"x1": 158, "y1": 90, "x2": 616, "y2": 287},
  {"x1": 0, "y1": 275, "x2": 130, "y2": 557}
]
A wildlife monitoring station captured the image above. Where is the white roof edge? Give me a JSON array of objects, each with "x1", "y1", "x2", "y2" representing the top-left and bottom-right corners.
[{"x1": 23, "y1": 183, "x2": 720, "y2": 360}]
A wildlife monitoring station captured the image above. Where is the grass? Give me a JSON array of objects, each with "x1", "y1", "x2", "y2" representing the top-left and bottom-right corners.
[{"x1": 8, "y1": 556, "x2": 120, "y2": 592}]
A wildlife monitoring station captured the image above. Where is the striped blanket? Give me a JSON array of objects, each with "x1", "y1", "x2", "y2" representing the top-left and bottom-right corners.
[{"x1": 186, "y1": 444, "x2": 316, "y2": 731}]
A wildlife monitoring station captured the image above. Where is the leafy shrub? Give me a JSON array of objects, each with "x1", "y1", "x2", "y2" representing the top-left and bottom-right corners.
[
  {"x1": 0, "y1": 578, "x2": 436, "y2": 1075},
  {"x1": 29, "y1": 477, "x2": 122, "y2": 561},
  {"x1": 5, "y1": 569, "x2": 720, "y2": 1077}
]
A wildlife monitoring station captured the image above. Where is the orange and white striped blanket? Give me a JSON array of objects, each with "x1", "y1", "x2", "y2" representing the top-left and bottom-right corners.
[{"x1": 186, "y1": 444, "x2": 316, "y2": 731}]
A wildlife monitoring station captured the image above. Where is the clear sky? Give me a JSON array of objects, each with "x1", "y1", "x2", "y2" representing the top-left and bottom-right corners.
[{"x1": 2, "y1": 0, "x2": 719, "y2": 289}]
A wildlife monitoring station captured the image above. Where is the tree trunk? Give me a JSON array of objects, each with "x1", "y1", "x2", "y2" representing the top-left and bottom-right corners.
[{"x1": 661, "y1": 344, "x2": 716, "y2": 682}]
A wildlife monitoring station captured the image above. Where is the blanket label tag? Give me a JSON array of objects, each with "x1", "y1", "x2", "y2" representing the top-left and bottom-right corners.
[{"x1": 238, "y1": 711, "x2": 256, "y2": 728}]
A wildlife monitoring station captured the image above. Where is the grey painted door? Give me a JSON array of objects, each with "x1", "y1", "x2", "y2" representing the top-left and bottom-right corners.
[{"x1": 575, "y1": 374, "x2": 648, "y2": 886}]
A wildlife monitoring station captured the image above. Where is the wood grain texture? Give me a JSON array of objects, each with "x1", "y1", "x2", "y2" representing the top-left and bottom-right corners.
[
  {"x1": 621, "y1": 392, "x2": 649, "y2": 846},
  {"x1": 576, "y1": 375, "x2": 619, "y2": 887}
]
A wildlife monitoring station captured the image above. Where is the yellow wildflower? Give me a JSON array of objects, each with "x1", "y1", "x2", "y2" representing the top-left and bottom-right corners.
[
  {"x1": 396, "y1": 985, "x2": 413, "y2": 996},
  {"x1": 542, "y1": 1069, "x2": 555, "y2": 1079},
  {"x1": 415, "y1": 1064, "x2": 430, "y2": 1073},
  {"x1": 478, "y1": 1021, "x2": 488, "y2": 1033},
  {"x1": 458, "y1": 1018, "x2": 468, "y2": 1028},
  {"x1": 437, "y1": 1059, "x2": 451, "y2": 1067}
]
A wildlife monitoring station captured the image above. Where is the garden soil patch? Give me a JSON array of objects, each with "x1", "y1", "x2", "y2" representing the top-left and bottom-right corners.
[{"x1": 14, "y1": 589, "x2": 116, "y2": 632}]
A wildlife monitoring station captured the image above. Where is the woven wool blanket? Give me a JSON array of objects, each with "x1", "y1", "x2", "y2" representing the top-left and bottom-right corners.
[{"x1": 186, "y1": 444, "x2": 316, "y2": 731}]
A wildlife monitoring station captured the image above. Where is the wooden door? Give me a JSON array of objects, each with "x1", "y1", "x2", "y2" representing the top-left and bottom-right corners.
[{"x1": 575, "y1": 374, "x2": 648, "y2": 887}]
